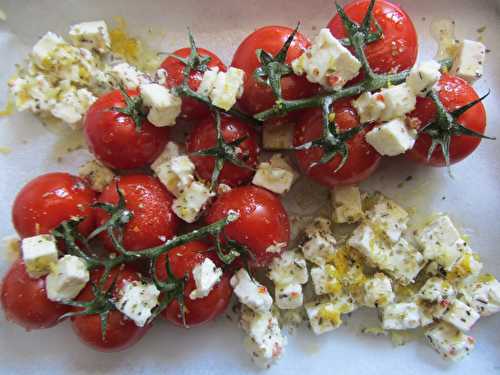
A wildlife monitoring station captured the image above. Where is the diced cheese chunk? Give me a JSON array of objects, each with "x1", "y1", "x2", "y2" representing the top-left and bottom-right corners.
[
  {"x1": 22, "y1": 234, "x2": 59, "y2": 278},
  {"x1": 50, "y1": 88, "x2": 96, "y2": 126},
  {"x1": 363, "y1": 273, "x2": 395, "y2": 308},
  {"x1": 46, "y1": 255, "x2": 89, "y2": 302},
  {"x1": 381, "y1": 302, "x2": 421, "y2": 330},
  {"x1": 365, "y1": 118, "x2": 417, "y2": 157},
  {"x1": 442, "y1": 299, "x2": 480, "y2": 332},
  {"x1": 68, "y1": 21, "x2": 111, "y2": 53},
  {"x1": 252, "y1": 156, "x2": 295, "y2": 194},
  {"x1": 155, "y1": 155, "x2": 195, "y2": 197},
  {"x1": 151, "y1": 141, "x2": 180, "y2": 172},
  {"x1": 302, "y1": 234, "x2": 337, "y2": 266},
  {"x1": 197, "y1": 67, "x2": 245, "y2": 110},
  {"x1": 78, "y1": 159, "x2": 114, "y2": 192},
  {"x1": 231, "y1": 269, "x2": 273, "y2": 313},
  {"x1": 189, "y1": 258, "x2": 223, "y2": 300},
  {"x1": 418, "y1": 277, "x2": 455, "y2": 303},
  {"x1": 406, "y1": 60, "x2": 442, "y2": 97},
  {"x1": 305, "y1": 294, "x2": 357, "y2": 335},
  {"x1": 352, "y1": 91, "x2": 386, "y2": 123},
  {"x1": 378, "y1": 83, "x2": 417, "y2": 121},
  {"x1": 114, "y1": 280, "x2": 160, "y2": 327},
  {"x1": 140, "y1": 83, "x2": 181, "y2": 127},
  {"x1": 262, "y1": 121, "x2": 294, "y2": 150},
  {"x1": 310, "y1": 265, "x2": 342, "y2": 296},
  {"x1": 275, "y1": 283, "x2": 303, "y2": 309},
  {"x1": 384, "y1": 238, "x2": 425, "y2": 285},
  {"x1": 331, "y1": 185, "x2": 363, "y2": 224},
  {"x1": 461, "y1": 275, "x2": 500, "y2": 317},
  {"x1": 451, "y1": 40, "x2": 486, "y2": 83},
  {"x1": 425, "y1": 322, "x2": 475, "y2": 361},
  {"x1": 418, "y1": 299, "x2": 449, "y2": 326},
  {"x1": 366, "y1": 194, "x2": 409, "y2": 243},
  {"x1": 268, "y1": 250, "x2": 308, "y2": 285},
  {"x1": 32, "y1": 32, "x2": 67, "y2": 68},
  {"x1": 304, "y1": 217, "x2": 334, "y2": 239},
  {"x1": 447, "y1": 252, "x2": 483, "y2": 287},
  {"x1": 348, "y1": 223, "x2": 387, "y2": 265},
  {"x1": 172, "y1": 181, "x2": 213, "y2": 223},
  {"x1": 110, "y1": 63, "x2": 151, "y2": 89},
  {"x1": 291, "y1": 28, "x2": 361, "y2": 89},
  {"x1": 197, "y1": 67, "x2": 220, "y2": 96}
]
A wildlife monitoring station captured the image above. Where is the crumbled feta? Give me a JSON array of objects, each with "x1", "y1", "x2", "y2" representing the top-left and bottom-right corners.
[
  {"x1": 451, "y1": 40, "x2": 486, "y2": 83},
  {"x1": 140, "y1": 83, "x2": 181, "y2": 127},
  {"x1": 305, "y1": 294, "x2": 357, "y2": 335},
  {"x1": 425, "y1": 322, "x2": 475, "y2": 361},
  {"x1": 172, "y1": 181, "x2": 213, "y2": 223},
  {"x1": 46, "y1": 255, "x2": 89, "y2": 302},
  {"x1": 32, "y1": 32, "x2": 68, "y2": 68},
  {"x1": 21, "y1": 234, "x2": 59, "y2": 278},
  {"x1": 252, "y1": 156, "x2": 296, "y2": 194},
  {"x1": 197, "y1": 67, "x2": 245, "y2": 110},
  {"x1": 352, "y1": 91, "x2": 386, "y2": 123},
  {"x1": 382, "y1": 302, "x2": 421, "y2": 330},
  {"x1": 363, "y1": 273, "x2": 395, "y2": 308},
  {"x1": 151, "y1": 141, "x2": 180, "y2": 172},
  {"x1": 460, "y1": 275, "x2": 500, "y2": 317},
  {"x1": 189, "y1": 258, "x2": 223, "y2": 300},
  {"x1": 365, "y1": 118, "x2": 417, "y2": 157},
  {"x1": 155, "y1": 155, "x2": 195, "y2": 197},
  {"x1": 378, "y1": 83, "x2": 417, "y2": 122},
  {"x1": 78, "y1": 159, "x2": 114, "y2": 192},
  {"x1": 275, "y1": 283, "x2": 303, "y2": 309},
  {"x1": 114, "y1": 280, "x2": 160, "y2": 327},
  {"x1": 68, "y1": 21, "x2": 111, "y2": 53},
  {"x1": 267, "y1": 250, "x2": 308, "y2": 285},
  {"x1": 197, "y1": 67, "x2": 220, "y2": 96},
  {"x1": 331, "y1": 185, "x2": 363, "y2": 224},
  {"x1": 310, "y1": 265, "x2": 342, "y2": 295},
  {"x1": 110, "y1": 63, "x2": 151, "y2": 89},
  {"x1": 366, "y1": 194, "x2": 409, "y2": 243},
  {"x1": 406, "y1": 60, "x2": 442, "y2": 97},
  {"x1": 302, "y1": 234, "x2": 337, "y2": 266},
  {"x1": 262, "y1": 121, "x2": 294, "y2": 150},
  {"x1": 291, "y1": 28, "x2": 361, "y2": 89},
  {"x1": 217, "y1": 183, "x2": 232, "y2": 194},
  {"x1": 51, "y1": 88, "x2": 97, "y2": 126},
  {"x1": 442, "y1": 299, "x2": 480, "y2": 332},
  {"x1": 231, "y1": 269, "x2": 273, "y2": 313},
  {"x1": 418, "y1": 277, "x2": 455, "y2": 303}
]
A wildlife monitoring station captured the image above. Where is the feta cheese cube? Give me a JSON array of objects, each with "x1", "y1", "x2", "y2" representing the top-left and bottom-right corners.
[
  {"x1": 331, "y1": 185, "x2": 363, "y2": 224},
  {"x1": 461, "y1": 275, "x2": 500, "y2": 317},
  {"x1": 366, "y1": 194, "x2": 409, "y2": 243},
  {"x1": 46, "y1": 255, "x2": 89, "y2": 302},
  {"x1": 352, "y1": 91, "x2": 386, "y2": 123},
  {"x1": 275, "y1": 283, "x2": 303, "y2": 309},
  {"x1": 155, "y1": 155, "x2": 195, "y2": 197},
  {"x1": 114, "y1": 280, "x2": 160, "y2": 327},
  {"x1": 189, "y1": 258, "x2": 223, "y2": 300},
  {"x1": 425, "y1": 322, "x2": 475, "y2": 361},
  {"x1": 197, "y1": 67, "x2": 245, "y2": 110},
  {"x1": 302, "y1": 235, "x2": 337, "y2": 266},
  {"x1": 442, "y1": 299, "x2": 480, "y2": 332},
  {"x1": 447, "y1": 252, "x2": 483, "y2": 286},
  {"x1": 365, "y1": 118, "x2": 417, "y2": 157},
  {"x1": 451, "y1": 40, "x2": 486, "y2": 83},
  {"x1": 381, "y1": 302, "x2": 421, "y2": 330},
  {"x1": 291, "y1": 28, "x2": 361, "y2": 89},
  {"x1": 50, "y1": 88, "x2": 97, "y2": 126},
  {"x1": 305, "y1": 294, "x2": 357, "y2": 335},
  {"x1": 310, "y1": 265, "x2": 342, "y2": 295},
  {"x1": 32, "y1": 32, "x2": 67, "y2": 68},
  {"x1": 268, "y1": 250, "x2": 308, "y2": 285},
  {"x1": 379, "y1": 83, "x2": 417, "y2": 122},
  {"x1": 151, "y1": 141, "x2": 180, "y2": 172},
  {"x1": 262, "y1": 121, "x2": 294, "y2": 150},
  {"x1": 418, "y1": 299, "x2": 449, "y2": 326},
  {"x1": 384, "y1": 238, "x2": 425, "y2": 285},
  {"x1": 252, "y1": 159, "x2": 295, "y2": 194},
  {"x1": 418, "y1": 277, "x2": 455, "y2": 303},
  {"x1": 78, "y1": 159, "x2": 114, "y2": 192},
  {"x1": 172, "y1": 181, "x2": 213, "y2": 223},
  {"x1": 22, "y1": 234, "x2": 59, "y2": 278},
  {"x1": 406, "y1": 60, "x2": 442, "y2": 97},
  {"x1": 110, "y1": 63, "x2": 151, "y2": 89},
  {"x1": 347, "y1": 223, "x2": 386, "y2": 264},
  {"x1": 197, "y1": 67, "x2": 220, "y2": 96},
  {"x1": 304, "y1": 217, "x2": 334, "y2": 239},
  {"x1": 140, "y1": 83, "x2": 181, "y2": 127},
  {"x1": 68, "y1": 21, "x2": 111, "y2": 53},
  {"x1": 363, "y1": 273, "x2": 395, "y2": 308},
  {"x1": 231, "y1": 269, "x2": 273, "y2": 313}
]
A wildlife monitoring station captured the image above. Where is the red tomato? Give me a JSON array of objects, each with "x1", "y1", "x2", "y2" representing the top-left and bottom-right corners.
[
  {"x1": 71, "y1": 266, "x2": 149, "y2": 352},
  {"x1": 12, "y1": 173, "x2": 96, "y2": 238},
  {"x1": 328, "y1": 0, "x2": 418, "y2": 75},
  {"x1": 1, "y1": 259, "x2": 69, "y2": 330},
  {"x1": 407, "y1": 75, "x2": 487, "y2": 166},
  {"x1": 186, "y1": 114, "x2": 260, "y2": 187},
  {"x1": 294, "y1": 99, "x2": 381, "y2": 187},
  {"x1": 205, "y1": 186, "x2": 290, "y2": 267},
  {"x1": 96, "y1": 175, "x2": 179, "y2": 252},
  {"x1": 156, "y1": 241, "x2": 232, "y2": 327},
  {"x1": 84, "y1": 89, "x2": 169, "y2": 170},
  {"x1": 231, "y1": 26, "x2": 318, "y2": 115},
  {"x1": 161, "y1": 47, "x2": 227, "y2": 120}
]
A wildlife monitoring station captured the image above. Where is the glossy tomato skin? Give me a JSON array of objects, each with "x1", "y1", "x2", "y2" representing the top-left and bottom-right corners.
[
  {"x1": 1, "y1": 260, "x2": 69, "y2": 330},
  {"x1": 186, "y1": 114, "x2": 260, "y2": 187},
  {"x1": 156, "y1": 241, "x2": 232, "y2": 327},
  {"x1": 96, "y1": 174, "x2": 179, "y2": 252},
  {"x1": 12, "y1": 172, "x2": 96, "y2": 238},
  {"x1": 294, "y1": 100, "x2": 381, "y2": 187},
  {"x1": 328, "y1": 0, "x2": 418, "y2": 75},
  {"x1": 205, "y1": 186, "x2": 290, "y2": 267},
  {"x1": 231, "y1": 26, "x2": 318, "y2": 115},
  {"x1": 71, "y1": 266, "x2": 149, "y2": 352},
  {"x1": 84, "y1": 89, "x2": 169, "y2": 170},
  {"x1": 407, "y1": 75, "x2": 487, "y2": 166},
  {"x1": 161, "y1": 47, "x2": 227, "y2": 120}
]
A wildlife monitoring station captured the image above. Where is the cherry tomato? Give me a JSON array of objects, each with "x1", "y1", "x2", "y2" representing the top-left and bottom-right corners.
[
  {"x1": 161, "y1": 47, "x2": 227, "y2": 120},
  {"x1": 12, "y1": 173, "x2": 96, "y2": 238},
  {"x1": 96, "y1": 175, "x2": 179, "y2": 252},
  {"x1": 205, "y1": 186, "x2": 290, "y2": 267},
  {"x1": 231, "y1": 26, "x2": 318, "y2": 115},
  {"x1": 294, "y1": 99, "x2": 381, "y2": 187},
  {"x1": 156, "y1": 241, "x2": 232, "y2": 327},
  {"x1": 71, "y1": 266, "x2": 149, "y2": 352},
  {"x1": 407, "y1": 75, "x2": 487, "y2": 166},
  {"x1": 1, "y1": 259, "x2": 69, "y2": 330},
  {"x1": 84, "y1": 89, "x2": 169, "y2": 170},
  {"x1": 186, "y1": 114, "x2": 260, "y2": 187},
  {"x1": 328, "y1": 0, "x2": 418, "y2": 75}
]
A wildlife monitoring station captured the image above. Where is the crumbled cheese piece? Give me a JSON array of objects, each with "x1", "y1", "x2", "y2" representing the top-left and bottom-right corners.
[
  {"x1": 378, "y1": 83, "x2": 417, "y2": 122},
  {"x1": 275, "y1": 283, "x2": 304, "y2": 309},
  {"x1": 301, "y1": 218, "x2": 337, "y2": 266},
  {"x1": 310, "y1": 265, "x2": 342, "y2": 296},
  {"x1": 197, "y1": 67, "x2": 245, "y2": 110},
  {"x1": 252, "y1": 155, "x2": 296, "y2": 194},
  {"x1": 78, "y1": 159, "x2": 114, "y2": 192},
  {"x1": 425, "y1": 322, "x2": 475, "y2": 361},
  {"x1": 267, "y1": 250, "x2": 308, "y2": 285},
  {"x1": 151, "y1": 141, "x2": 180, "y2": 172},
  {"x1": 418, "y1": 299, "x2": 449, "y2": 326},
  {"x1": 363, "y1": 273, "x2": 395, "y2": 308},
  {"x1": 366, "y1": 194, "x2": 409, "y2": 243},
  {"x1": 305, "y1": 294, "x2": 357, "y2": 335},
  {"x1": 460, "y1": 275, "x2": 500, "y2": 317},
  {"x1": 68, "y1": 21, "x2": 111, "y2": 53},
  {"x1": 365, "y1": 118, "x2": 417, "y2": 157},
  {"x1": 21, "y1": 234, "x2": 59, "y2": 278},
  {"x1": 418, "y1": 277, "x2": 455, "y2": 303},
  {"x1": 110, "y1": 63, "x2": 151, "y2": 89},
  {"x1": 383, "y1": 238, "x2": 426, "y2": 285},
  {"x1": 51, "y1": 88, "x2": 97, "y2": 125},
  {"x1": 381, "y1": 302, "x2": 421, "y2": 330},
  {"x1": 140, "y1": 83, "x2": 181, "y2": 127},
  {"x1": 46, "y1": 255, "x2": 89, "y2": 302},
  {"x1": 262, "y1": 121, "x2": 294, "y2": 150},
  {"x1": 291, "y1": 28, "x2": 361, "y2": 89},
  {"x1": 450, "y1": 40, "x2": 486, "y2": 83},
  {"x1": 406, "y1": 60, "x2": 442, "y2": 97},
  {"x1": 115, "y1": 280, "x2": 160, "y2": 327},
  {"x1": 189, "y1": 258, "x2": 223, "y2": 300},
  {"x1": 442, "y1": 299, "x2": 480, "y2": 332},
  {"x1": 352, "y1": 91, "x2": 386, "y2": 123},
  {"x1": 172, "y1": 181, "x2": 213, "y2": 223},
  {"x1": 32, "y1": 32, "x2": 68, "y2": 68},
  {"x1": 217, "y1": 183, "x2": 232, "y2": 194},
  {"x1": 155, "y1": 155, "x2": 195, "y2": 197},
  {"x1": 331, "y1": 185, "x2": 363, "y2": 224},
  {"x1": 231, "y1": 269, "x2": 273, "y2": 313},
  {"x1": 197, "y1": 67, "x2": 220, "y2": 96}
]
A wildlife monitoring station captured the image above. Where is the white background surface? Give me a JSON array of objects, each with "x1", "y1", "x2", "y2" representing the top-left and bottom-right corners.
[{"x1": 0, "y1": 0, "x2": 499, "y2": 374}]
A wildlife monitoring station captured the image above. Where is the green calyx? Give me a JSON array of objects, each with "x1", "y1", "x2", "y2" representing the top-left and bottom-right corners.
[{"x1": 112, "y1": 85, "x2": 148, "y2": 131}]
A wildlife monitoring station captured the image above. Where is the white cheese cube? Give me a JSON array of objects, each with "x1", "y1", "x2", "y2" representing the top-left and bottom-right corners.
[
  {"x1": 268, "y1": 250, "x2": 308, "y2": 285},
  {"x1": 252, "y1": 161, "x2": 295, "y2": 194},
  {"x1": 425, "y1": 322, "x2": 475, "y2": 361},
  {"x1": 331, "y1": 185, "x2": 363, "y2": 224},
  {"x1": 302, "y1": 235, "x2": 337, "y2": 266},
  {"x1": 366, "y1": 194, "x2": 409, "y2": 243},
  {"x1": 363, "y1": 273, "x2": 395, "y2": 308},
  {"x1": 442, "y1": 299, "x2": 480, "y2": 332},
  {"x1": 305, "y1": 294, "x2": 357, "y2": 335},
  {"x1": 406, "y1": 60, "x2": 442, "y2": 97},
  {"x1": 365, "y1": 118, "x2": 417, "y2": 157},
  {"x1": 198, "y1": 67, "x2": 245, "y2": 111},
  {"x1": 22, "y1": 234, "x2": 59, "y2": 278},
  {"x1": 172, "y1": 181, "x2": 213, "y2": 223},
  {"x1": 110, "y1": 63, "x2": 151, "y2": 89},
  {"x1": 384, "y1": 238, "x2": 425, "y2": 285},
  {"x1": 68, "y1": 21, "x2": 111, "y2": 53},
  {"x1": 418, "y1": 300, "x2": 449, "y2": 326},
  {"x1": 352, "y1": 91, "x2": 386, "y2": 123},
  {"x1": 382, "y1": 302, "x2": 421, "y2": 330},
  {"x1": 275, "y1": 283, "x2": 303, "y2": 309},
  {"x1": 231, "y1": 269, "x2": 273, "y2": 313},
  {"x1": 32, "y1": 32, "x2": 67, "y2": 67},
  {"x1": 461, "y1": 275, "x2": 500, "y2": 317},
  {"x1": 151, "y1": 141, "x2": 180, "y2": 172},
  {"x1": 310, "y1": 265, "x2": 342, "y2": 295},
  {"x1": 189, "y1": 258, "x2": 223, "y2": 300},
  {"x1": 114, "y1": 280, "x2": 160, "y2": 327},
  {"x1": 347, "y1": 223, "x2": 386, "y2": 264},
  {"x1": 46, "y1": 255, "x2": 89, "y2": 302},
  {"x1": 140, "y1": 83, "x2": 181, "y2": 127},
  {"x1": 379, "y1": 83, "x2": 417, "y2": 121},
  {"x1": 155, "y1": 155, "x2": 195, "y2": 197},
  {"x1": 447, "y1": 252, "x2": 483, "y2": 287},
  {"x1": 51, "y1": 88, "x2": 97, "y2": 126},
  {"x1": 418, "y1": 277, "x2": 456, "y2": 303},
  {"x1": 78, "y1": 159, "x2": 114, "y2": 192},
  {"x1": 291, "y1": 28, "x2": 361, "y2": 89},
  {"x1": 197, "y1": 67, "x2": 220, "y2": 96},
  {"x1": 451, "y1": 40, "x2": 486, "y2": 83},
  {"x1": 262, "y1": 121, "x2": 294, "y2": 150},
  {"x1": 304, "y1": 217, "x2": 335, "y2": 239}
]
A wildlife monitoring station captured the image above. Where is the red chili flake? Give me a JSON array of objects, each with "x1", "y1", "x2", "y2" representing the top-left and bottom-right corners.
[{"x1": 327, "y1": 75, "x2": 340, "y2": 86}]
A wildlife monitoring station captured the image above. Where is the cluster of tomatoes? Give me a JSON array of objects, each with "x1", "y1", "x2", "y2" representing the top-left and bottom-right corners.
[{"x1": 1, "y1": 0, "x2": 489, "y2": 354}]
